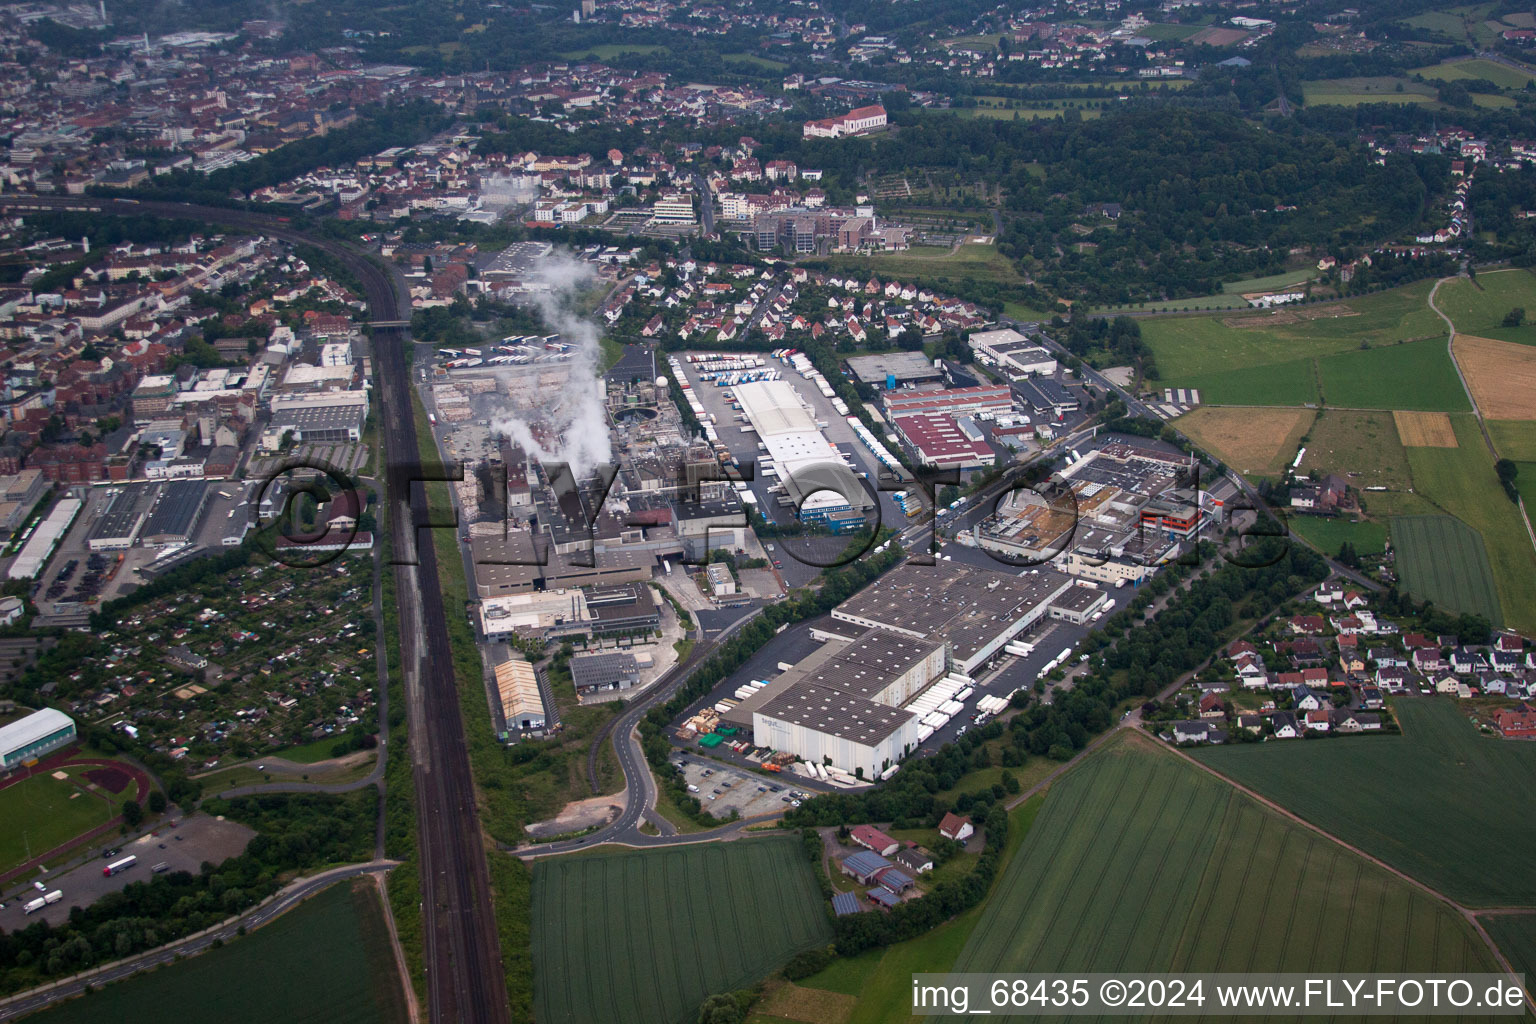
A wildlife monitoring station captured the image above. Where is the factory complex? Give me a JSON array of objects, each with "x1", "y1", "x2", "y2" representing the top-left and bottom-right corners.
[
  {"x1": 700, "y1": 561, "x2": 1109, "y2": 780},
  {"x1": 974, "y1": 441, "x2": 1233, "y2": 585}
]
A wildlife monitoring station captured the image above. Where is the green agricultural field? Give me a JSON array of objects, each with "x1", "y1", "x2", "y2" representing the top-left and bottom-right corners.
[
  {"x1": 1163, "y1": 357, "x2": 1320, "y2": 406},
  {"x1": 1391, "y1": 514, "x2": 1503, "y2": 626},
  {"x1": 1286, "y1": 515, "x2": 1389, "y2": 558},
  {"x1": 723, "y1": 52, "x2": 788, "y2": 71},
  {"x1": 1404, "y1": 414, "x2": 1536, "y2": 633},
  {"x1": 1415, "y1": 57, "x2": 1536, "y2": 90},
  {"x1": 1299, "y1": 409, "x2": 1414, "y2": 490},
  {"x1": 533, "y1": 838, "x2": 831, "y2": 1024},
  {"x1": 1096, "y1": 271, "x2": 1320, "y2": 314},
  {"x1": 1316, "y1": 337, "x2": 1471, "y2": 411},
  {"x1": 558, "y1": 43, "x2": 668, "y2": 59},
  {"x1": 1196, "y1": 699, "x2": 1536, "y2": 907},
  {"x1": 1483, "y1": 913, "x2": 1536, "y2": 985},
  {"x1": 1143, "y1": 281, "x2": 1442, "y2": 383},
  {"x1": 824, "y1": 244, "x2": 1024, "y2": 287},
  {"x1": 1435, "y1": 269, "x2": 1536, "y2": 344},
  {"x1": 1516, "y1": 463, "x2": 1536, "y2": 507},
  {"x1": 956, "y1": 735, "x2": 1502, "y2": 981},
  {"x1": 0, "y1": 768, "x2": 115, "y2": 874},
  {"x1": 27, "y1": 879, "x2": 407, "y2": 1024},
  {"x1": 1489, "y1": 419, "x2": 1536, "y2": 460},
  {"x1": 1303, "y1": 77, "x2": 1437, "y2": 106}
]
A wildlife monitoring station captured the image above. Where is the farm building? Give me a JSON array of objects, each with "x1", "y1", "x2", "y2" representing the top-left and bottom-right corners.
[
  {"x1": 831, "y1": 891, "x2": 862, "y2": 916},
  {"x1": 894, "y1": 847, "x2": 934, "y2": 874},
  {"x1": 840, "y1": 850, "x2": 893, "y2": 884},
  {"x1": 0, "y1": 707, "x2": 76, "y2": 770},
  {"x1": 850, "y1": 824, "x2": 900, "y2": 856}
]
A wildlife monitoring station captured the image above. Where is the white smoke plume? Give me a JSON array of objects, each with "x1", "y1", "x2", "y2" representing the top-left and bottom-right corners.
[{"x1": 492, "y1": 251, "x2": 613, "y2": 481}]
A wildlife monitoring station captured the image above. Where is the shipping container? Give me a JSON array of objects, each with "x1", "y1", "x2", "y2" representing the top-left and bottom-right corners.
[{"x1": 44, "y1": 890, "x2": 62, "y2": 904}]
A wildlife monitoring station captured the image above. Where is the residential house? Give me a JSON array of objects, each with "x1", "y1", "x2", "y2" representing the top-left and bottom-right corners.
[
  {"x1": 1270, "y1": 711, "x2": 1300, "y2": 738},
  {"x1": 1198, "y1": 693, "x2": 1227, "y2": 719},
  {"x1": 1292, "y1": 684, "x2": 1323, "y2": 711},
  {"x1": 1305, "y1": 709, "x2": 1332, "y2": 732},
  {"x1": 938, "y1": 813, "x2": 974, "y2": 842},
  {"x1": 1493, "y1": 704, "x2": 1536, "y2": 739}
]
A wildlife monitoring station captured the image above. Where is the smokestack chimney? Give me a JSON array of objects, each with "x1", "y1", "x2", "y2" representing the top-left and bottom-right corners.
[
  {"x1": 81, "y1": 236, "x2": 89, "y2": 254},
  {"x1": 99, "y1": 0, "x2": 105, "y2": 22}
]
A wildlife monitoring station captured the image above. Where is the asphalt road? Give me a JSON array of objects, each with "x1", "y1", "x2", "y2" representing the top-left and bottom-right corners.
[
  {"x1": 529, "y1": 605, "x2": 767, "y2": 857},
  {"x1": 0, "y1": 860, "x2": 397, "y2": 1022},
  {"x1": 0, "y1": 195, "x2": 510, "y2": 1024}
]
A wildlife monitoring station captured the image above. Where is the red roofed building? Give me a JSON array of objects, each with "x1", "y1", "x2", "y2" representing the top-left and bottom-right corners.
[
  {"x1": 850, "y1": 824, "x2": 899, "y2": 856},
  {"x1": 1493, "y1": 705, "x2": 1536, "y2": 739},
  {"x1": 892, "y1": 412, "x2": 995, "y2": 470},
  {"x1": 938, "y1": 812, "x2": 974, "y2": 842},
  {"x1": 803, "y1": 105, "x2": 888, "y2": 139}
]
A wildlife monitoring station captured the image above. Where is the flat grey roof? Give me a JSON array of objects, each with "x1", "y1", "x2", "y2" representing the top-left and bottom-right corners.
[
  {"x1": 756, "y1": 680, "x2": 916, "y2": 746},
  {"x1": 799, "y1": 629, "x2": 942, "y2": 702},
  {"x1": 141, "y1": 479, "x2": 209, "y2": 540},
  {"x1": 845, "y1": 351, "x2": 943, "y2": 385},
  {"x1": 1052, "y1": 583, "x2": 1107, "y2": 613},
  {"x1": 570, "y1": 650, "x2": 639, "y2": 689},
  {"x1": 88, "y1": 483, "x2": 154, "y2": 542},
  {"x1": 831, "y1": 561, "x2": 1073, "y2": 661}
]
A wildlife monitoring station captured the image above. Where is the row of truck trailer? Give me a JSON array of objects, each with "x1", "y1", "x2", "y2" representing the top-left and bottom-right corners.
[{"x1": 21, "y1": 855, "x2": 143, "y2": 914}]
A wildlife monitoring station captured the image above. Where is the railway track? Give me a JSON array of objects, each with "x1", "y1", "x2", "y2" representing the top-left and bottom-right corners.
[{"x1": 0, "y1": 195, "x2": 511, "y2": 1024}]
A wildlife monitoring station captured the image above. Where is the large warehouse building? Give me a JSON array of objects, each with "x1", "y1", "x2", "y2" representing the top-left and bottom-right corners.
[
  {"x1": 827, "y1": 561, "x2": 1075, "y2": 674},
  {"x1": 0, "y1": 707, "x2": 76, "y2": 770},
  {"x1": 891, "y1": 412, "x2": 996, "y2": 470},
  {"x1": 493, "y1": 657, "x2": 546, "y2": 737},
  {"x1": 968, "y1": 328, "x2": 1057, "y2": 379},
  {"x1": 733, "y1": 561, "x2": 1074, "y2": 778},
  {"x1": 733, "y1": 379, "x2": 872, "y2": 531}
]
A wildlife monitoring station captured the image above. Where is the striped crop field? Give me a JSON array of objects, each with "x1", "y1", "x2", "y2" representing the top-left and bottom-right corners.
[
  {"x1": 1390, "y1": 514, "x2": 1503, "y2": 628},
  {"x1": 532, "y1": 837, "x2": 831, "y2": 1024},
  {"x1": 1197, "y1": 699, "x2": 1536, "y2": 907},
  {"x1": 953, "y1": 736, "x2": 1502, "y2": 983}
]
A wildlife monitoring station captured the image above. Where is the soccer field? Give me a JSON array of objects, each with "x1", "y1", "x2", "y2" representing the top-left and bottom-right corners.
[
  {"x1": 532, "y1": 838, "x2": 831, "y2": 1024},
  {"x1": 0, "y1": 769, "x2": 115, "y2": 874},
  {"x1": 1197, "y1": 700, "x2": 1536, "y2": 907},
  {"x1": 953, "y1": 736, "x2": 1501, "y2": 981}
]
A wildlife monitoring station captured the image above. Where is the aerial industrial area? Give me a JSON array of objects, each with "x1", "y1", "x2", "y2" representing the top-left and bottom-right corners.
[{"x1": 1, "y1": 0, "x2": 1536, "y2": 1022}]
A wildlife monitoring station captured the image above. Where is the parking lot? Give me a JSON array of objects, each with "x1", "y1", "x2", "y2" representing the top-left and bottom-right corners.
[
  {"x1": 673, "y1": 354, "x2": 912, "y2": 589},
  {"x1": 0, "y1": 814, "x2": 255, "y2": 928},
  {"x1": 673, "y1": 757, "x2": 801, "y2": 820}
]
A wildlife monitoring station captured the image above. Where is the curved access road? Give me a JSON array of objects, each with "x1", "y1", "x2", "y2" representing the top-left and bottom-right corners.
[
  {"x1": 0, "y1": 194, "x2": 509, "y2": 1024},
  {"x1": 0, "y1": 860, "x2": 398, "y2": 1022},
  {"x1": 521, "y1": 605, "x2": 770, "y2": 858}
]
